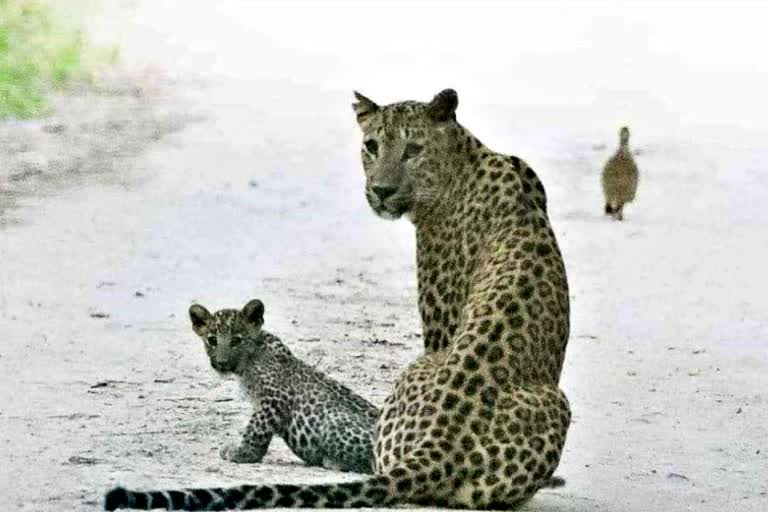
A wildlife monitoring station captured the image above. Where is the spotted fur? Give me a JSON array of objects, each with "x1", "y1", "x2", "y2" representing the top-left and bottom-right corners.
[
  {"x1": 103, "y1": 89, "x2": 571, "y2": 510},
  {"x1": 602, "y1": 126, "x2": 639, "y2": 220},
  {"x1": 105, "y1": 299, "x2": 377, "y2": 508},
  {"x1": 190, "y1": 299, "x2": 377, "y2": 473}
]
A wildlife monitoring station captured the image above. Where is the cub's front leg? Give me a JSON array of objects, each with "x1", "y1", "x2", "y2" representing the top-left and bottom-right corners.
[{"x1": 220, "y1": 406, "x2": 277, "y2": 463}]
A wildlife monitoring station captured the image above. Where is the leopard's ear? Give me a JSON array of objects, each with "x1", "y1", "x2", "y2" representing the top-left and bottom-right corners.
[
  {"x1": 189, "y1": 304, "x2": 212, "y2": 335},
  {"x1": 241, "y1": 299, "x2": 265, "y2": 327},
  {"x1": 352, "y1": 91, "x2": 379, "y2": 125},
  {"x1": 427, "y1": 88, "x2": 458, "y2": 122}
]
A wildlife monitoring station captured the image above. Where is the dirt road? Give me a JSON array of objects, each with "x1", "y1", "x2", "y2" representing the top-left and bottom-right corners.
[{"x1": 1, "y1": 2, "x2": 766, "y2": 511}]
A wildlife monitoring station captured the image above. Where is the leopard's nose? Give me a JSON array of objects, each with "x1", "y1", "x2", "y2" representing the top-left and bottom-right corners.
[{"x1": 372, "y1": 186, "x2": 397, "y2": 201}]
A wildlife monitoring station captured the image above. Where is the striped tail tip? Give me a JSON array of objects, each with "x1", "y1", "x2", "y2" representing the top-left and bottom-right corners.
[{"x1": 103, "y1": 487, "x2": 129, "y2": 510}]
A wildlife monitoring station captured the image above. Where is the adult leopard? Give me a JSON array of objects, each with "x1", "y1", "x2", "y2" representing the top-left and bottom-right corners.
[{"x1": 104, "y1": 89, "x2": 571, "y2": 510}]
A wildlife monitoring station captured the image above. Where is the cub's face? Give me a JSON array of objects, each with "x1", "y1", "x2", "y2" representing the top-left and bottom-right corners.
[
  {"x1": 188, "y1": 299, "x2": 265, "y2": 374},
  {"x1": 352, "y1": 89, "x2": 460, "y2": 221}
]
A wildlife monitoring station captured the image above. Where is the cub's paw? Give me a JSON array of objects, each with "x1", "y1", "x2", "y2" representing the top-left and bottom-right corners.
[{"x1": 220, "y1": 443, "x2": 261, "y2": 463}]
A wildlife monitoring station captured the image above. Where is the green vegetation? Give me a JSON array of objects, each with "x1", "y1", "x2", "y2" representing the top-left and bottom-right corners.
[{"x1": 0, "y1": 0, "x2": 114, "y2": 118}]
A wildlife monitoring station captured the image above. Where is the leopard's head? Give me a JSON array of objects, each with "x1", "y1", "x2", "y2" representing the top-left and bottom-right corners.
[
  {"x1": 189, "y1": 299, "x2": 265, "y2": 374},
  {"x1": 353, "y1": 88, "x2": 461, "y2": 221}
]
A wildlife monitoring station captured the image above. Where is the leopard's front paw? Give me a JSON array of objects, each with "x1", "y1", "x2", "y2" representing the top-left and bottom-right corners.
[{"x1": 220, "y1": 443, "x2": 262, "y2": 463}]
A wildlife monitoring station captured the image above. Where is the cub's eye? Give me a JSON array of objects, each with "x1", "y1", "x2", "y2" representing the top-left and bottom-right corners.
[
  {"x1": 230, "y1": 335, "x2": 243, "y2": 347},
  {"x1": 206, "y1": 335, "x2": 217, "y2": 347},
  {"x1": 364, "y1": 139, "x2": 378, "y2": 156},
  {"x1": 403, "y1": 143, "x2": 423, "y2": 160}
]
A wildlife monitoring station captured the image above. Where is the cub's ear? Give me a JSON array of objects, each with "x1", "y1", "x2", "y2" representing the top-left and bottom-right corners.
[
  {"x1": 241, "y1": 299, "x2": 265, "y2": 327},
  {"x1": 427, "y1": 88, "x2": 458, "y2": 122},
  {"x1": 352, "y1": 91, "x2": 379, "y2": 125},
  {"x1": 189, "y1": 304, "x2": 212, "y2": 334}
]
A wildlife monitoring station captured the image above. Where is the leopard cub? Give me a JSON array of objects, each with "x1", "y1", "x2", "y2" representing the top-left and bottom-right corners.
[{"x1": 189, "y1": 298, "x2": 378, "y2": 473}]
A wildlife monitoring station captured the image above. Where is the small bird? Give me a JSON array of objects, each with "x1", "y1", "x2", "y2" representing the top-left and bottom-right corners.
[{"x1": 602, "y1": 126, "x2": 639, "y2": 221}]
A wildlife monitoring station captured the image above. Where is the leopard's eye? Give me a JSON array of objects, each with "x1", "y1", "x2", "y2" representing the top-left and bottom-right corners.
[
  {"x1": 403, "y1": 143, "x2": 423, "y2": 160},
  {"x1": 230, "y1": 335, "x2": 243, "y2": 347},
  {"x1": 206, "y1": 335, "x2": 217, "y2": 347},
  {"x1": 364, "y1": 139, "x2": 378, "y2": 156}
]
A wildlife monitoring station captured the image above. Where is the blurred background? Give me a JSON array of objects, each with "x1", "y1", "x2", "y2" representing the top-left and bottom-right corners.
[
  {"x1": 1, "y1": 2, "x2": 766, "y2": 511},
  {"x1": 124, "y1": 2, "x2": 768, "y2": 130}
]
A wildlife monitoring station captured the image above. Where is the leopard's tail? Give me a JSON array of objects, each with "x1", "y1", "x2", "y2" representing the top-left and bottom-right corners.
[{"x1": 103, "y1": 477, "x2": 394, "y2": 510}]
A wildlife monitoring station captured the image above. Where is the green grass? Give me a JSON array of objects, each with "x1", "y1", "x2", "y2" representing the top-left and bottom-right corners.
[{"x1": 0, "y1": 0, "x2": 112, "y2": 119}]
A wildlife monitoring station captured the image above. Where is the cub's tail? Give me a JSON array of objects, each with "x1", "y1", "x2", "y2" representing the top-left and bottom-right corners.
[
  {"x1": 104, "y1": 477, "x2": 392, "y2": 510},
  {"x1": 542, "y1": 476, "x2": 566, "y2": 489}
]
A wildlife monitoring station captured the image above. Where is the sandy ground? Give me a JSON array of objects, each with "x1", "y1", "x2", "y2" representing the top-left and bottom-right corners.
[
  {"x1": 1, "y1": 2, "x2": 767, "y2": 511},
  {"x1": 0, "y1": 78, "x2": 193, "y2": 226}
]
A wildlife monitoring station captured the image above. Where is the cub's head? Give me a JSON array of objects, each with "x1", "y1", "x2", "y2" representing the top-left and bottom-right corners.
[
  {"x1": 189, "y1": 299, "x2": 265, "y2": 374},
  {"x1": 352, "y1": 88, "x2": 461, "y2": 221}
]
